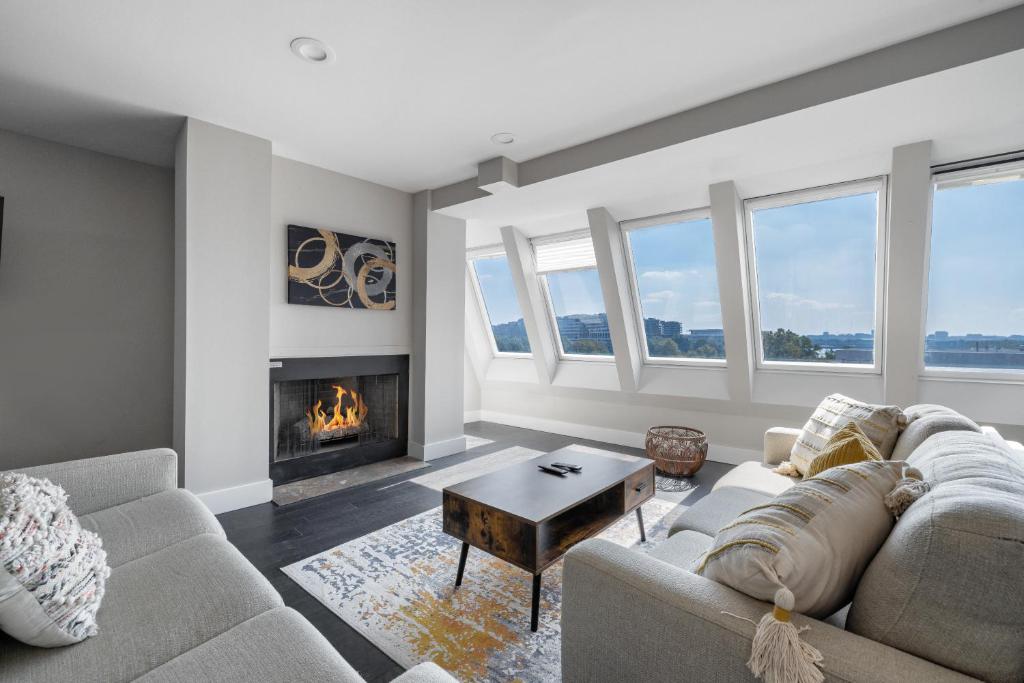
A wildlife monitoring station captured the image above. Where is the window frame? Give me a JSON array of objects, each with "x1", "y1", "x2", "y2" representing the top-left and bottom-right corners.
[
  {"x1": 466, "y1": 245, "x2": 533, "y2": 359},
  {"x1": 742, "y1": 176, "x2": 889, "y2": 374},
  {"x1": 920, "y1": 159, "x2": 1024, "y2": 381},
  {"x1": 620, "y1": 207, "x2": 727, "y2": 368},
  {"x1": 532, "y1": 231, "x2": 615, "y2": 363}
]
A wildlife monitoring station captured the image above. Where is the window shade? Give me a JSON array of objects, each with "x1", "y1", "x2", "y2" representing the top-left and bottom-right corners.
[{"x1": 532, "y1": 231, "x2": 596, "y2": 273}]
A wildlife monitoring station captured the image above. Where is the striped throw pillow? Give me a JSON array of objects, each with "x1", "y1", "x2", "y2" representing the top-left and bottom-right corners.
[
  {"x1": 697, "y1": 459, "x2": 903, "y2": 617},
  {"x1": 790, "y1": 394, "x2": 905, "y2": 476},
  {"x1": 806, "y1": 421, "x2": 882, "y2": 477}
]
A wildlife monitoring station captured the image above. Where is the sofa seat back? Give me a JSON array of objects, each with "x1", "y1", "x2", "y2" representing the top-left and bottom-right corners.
[{"x1": 847, "y1": 430, "x2": 1024, "y2": 682}]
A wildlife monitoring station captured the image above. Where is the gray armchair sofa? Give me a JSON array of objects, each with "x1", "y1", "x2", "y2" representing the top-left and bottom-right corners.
[
  {"x1": 562, "y1": 405, "x2": 1024, "y2": 683},
  {"x1": 0, "y1": 449, "x2": 455, "y2": 683}
]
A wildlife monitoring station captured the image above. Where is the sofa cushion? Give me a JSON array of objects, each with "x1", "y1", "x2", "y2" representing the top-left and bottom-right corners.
[
  {"x1": 650, "y1": 530, "x2": 712, "y2": 569},
  {"x1": 847, "y1": 431, "x2": 1024, "y2": 682},
  {"x1": 712, "y1": 460, "x2": 798, "y2": 497},
  {"x1": 669, "y1": 485, "x2": 774, "y2": 537},
  {"x1": 889, "y1": 404, "x2": 981, "y2": 461},
  {"x1": 697, "y1": 460, "x2": 904, "y2": 618},
  {"x1": 79, "y1": 489, "x2": 224, "y2": 568},
  {"x1": 135, "y1": 607, "x2": 363, "y2": 683},
  {"x1": 790, "y1": 394, "x2": 905, "y2": 475},
  {"x1": 0, "y1": 533, "x2": 283, "y2": 683}
]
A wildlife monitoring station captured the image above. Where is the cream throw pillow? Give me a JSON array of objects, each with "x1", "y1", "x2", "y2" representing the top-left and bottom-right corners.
[
  {"x1": 790, "y1": 394, "x2": 905, "y2": 476},
  {"x1": 0, "y1": 473, "x2": 110, "y2": 647},
  {"x1": 697, "y1": 459, "x2": 903, "y2": 618}
]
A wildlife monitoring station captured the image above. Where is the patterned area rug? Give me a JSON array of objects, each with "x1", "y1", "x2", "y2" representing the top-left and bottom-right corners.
[{"x1": 282, "y1": 498, "x2": 681, "y2": 682}]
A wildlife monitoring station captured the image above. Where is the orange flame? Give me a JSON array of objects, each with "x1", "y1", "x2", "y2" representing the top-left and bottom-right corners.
[{"x1": 305, "y1": 385, "x2": 368, "y2": 437}]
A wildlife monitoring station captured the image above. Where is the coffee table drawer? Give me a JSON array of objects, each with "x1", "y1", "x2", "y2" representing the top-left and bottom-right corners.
[{"x1": 624, "y1": 465, "x2": 654, "y2": 511}]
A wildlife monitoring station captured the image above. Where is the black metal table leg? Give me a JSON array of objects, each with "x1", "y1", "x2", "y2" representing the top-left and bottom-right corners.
[
  {"x1": 455, "y1": 542, "x2": 469, "y2": 587},
  {"x1": 531, "y1": 573, "x2": 542, "y2": 631},
  {"x1": 636, "y1": 506, "x2": 647, "y2": 543}
]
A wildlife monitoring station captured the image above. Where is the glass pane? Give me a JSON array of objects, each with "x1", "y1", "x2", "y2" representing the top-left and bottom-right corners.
[
  {"x1": 925, "y1": 174, "x2": 1024, "y2": 370},
  {"x1": 627, "y1": 218, "x2": 725, "y2": 359},
  {"x1": 751, "y1": 191, "x2": 878, "y2": 364},
  {"x1": 471, "y1": 256, "x2": 531, "y2": 353},
  {"x1": 545, "y1": 268, "x2": 614, "y2": 356}
]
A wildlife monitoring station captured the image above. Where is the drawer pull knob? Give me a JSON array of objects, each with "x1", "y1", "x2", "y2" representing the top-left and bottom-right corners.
[{"x1": 635, "y1": 482, "x2": 649, "y2": 492}]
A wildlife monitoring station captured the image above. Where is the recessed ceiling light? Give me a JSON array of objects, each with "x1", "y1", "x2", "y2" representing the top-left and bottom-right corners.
[
  {"x1": 290, "y1": 37, "x2": 335, "y2": 64},
  {"x1": 490, "y1": 132, "x2": 516, "y2": 145}
]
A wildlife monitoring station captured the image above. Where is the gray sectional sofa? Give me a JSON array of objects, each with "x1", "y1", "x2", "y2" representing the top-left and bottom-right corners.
[
  {"x1": 0, "y1": 449, "x2": 455, "y2": 683},
  {"x1": 562, "y1": 405, "x2": 1024, "y2": 683}
]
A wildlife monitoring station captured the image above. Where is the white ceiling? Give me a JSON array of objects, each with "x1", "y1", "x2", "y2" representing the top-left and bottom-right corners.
[
  {"x1": 455, "y1": 49, "x2": 1024, "y2": 246},
  {"x1": 0, "y1": 0, "x2": 1019, "y2": 191}
]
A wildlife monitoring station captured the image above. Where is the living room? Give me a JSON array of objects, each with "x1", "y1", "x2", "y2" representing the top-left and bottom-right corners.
[{"x1": 1, "y1": 3, "x2": 1022, "y2": 682}]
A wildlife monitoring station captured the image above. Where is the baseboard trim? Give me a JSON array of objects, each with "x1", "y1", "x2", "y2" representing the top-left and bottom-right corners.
[
  {"x1": 408, "y1": 435, "x2": 468, "y2": 462},
  {"x1": 475, "y1": 410, "x2": 761, "y2": 465},
  {"x1": 195, "y1": 478, "x2": 273, "y2": 515}
]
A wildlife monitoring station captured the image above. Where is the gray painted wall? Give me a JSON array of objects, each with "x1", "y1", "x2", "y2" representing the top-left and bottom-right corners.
[
  {"x1": 174, "y1": 119, "x2": 271, "y2": 509},
  {"x1": 0, "y1": 128, "x2": 174, "y2": 469},
  {"x1": 270, "y1": 156, "x2": 413, "y2": 358}
]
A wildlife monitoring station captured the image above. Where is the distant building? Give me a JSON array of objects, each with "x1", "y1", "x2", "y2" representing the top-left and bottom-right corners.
[
  {"x1": 644, "y1": 318, "x2": 663, "y2": 338},
  {"x1": 661, "y1": 321, "x2": 682, "y2": 337},
  {"x1": 689, "y1": 328, "x2": 723, "y2": 338}
]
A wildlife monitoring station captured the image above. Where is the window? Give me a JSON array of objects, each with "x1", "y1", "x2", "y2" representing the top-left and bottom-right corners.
[
  {"x1": 622, "y1": 210, "x2": 725, "y2": 362},
  {"x1": 924, "y1": 161, "x2": 1024, "y2": 372},
  {"x1": 467, "y1": 249, "x2": 531, "y2": 355},
  {"x1": 533, "y1": 232, "x2": 614, "y2": 358},
  {"x1": 744, "y1": 178, "x2": 886, "y2": 369}
]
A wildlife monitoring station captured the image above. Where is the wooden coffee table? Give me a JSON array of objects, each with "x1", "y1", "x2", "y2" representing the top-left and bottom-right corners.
[{"x1": 442, "y1": 447, "x2": 655, "y2": 630}]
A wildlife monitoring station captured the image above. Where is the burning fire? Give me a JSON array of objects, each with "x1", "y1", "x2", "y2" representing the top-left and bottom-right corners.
[{"x1": 306, "y1": 385, "x2": 368, "y2": 437}]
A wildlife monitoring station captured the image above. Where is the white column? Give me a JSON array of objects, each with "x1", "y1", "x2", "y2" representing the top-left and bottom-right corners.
[
  {"x1": 409, "y1": 191, "x2": 467, "y2": 460},
  {"x1": 589, "y1": 206, "x2": 642, "y2": 392},
  {"x1": 501, "y1": 224, "x2": 558, "y2": 384},
  {"x1": 174, "y1": 118, "x2": 272, "y2": 513},
  {"x1": 883, "y1": 140, "x2": 933, "y2": 407},
  {"x1": 709, "y1": 181, "x2": 754, "y2": 403}
]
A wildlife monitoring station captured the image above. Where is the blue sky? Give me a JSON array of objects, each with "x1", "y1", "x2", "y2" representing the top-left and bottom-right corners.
[
  {"x1": 473, "y1": 177, "x2": 1023, "y2": 336},
  {"x1": 926, "y1": 177, "x2": 1024, "y2": 336}
]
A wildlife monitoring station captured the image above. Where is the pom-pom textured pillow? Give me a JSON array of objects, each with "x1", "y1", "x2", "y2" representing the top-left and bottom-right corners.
[
  {"x1": 0, "y1": 473, "x2": 110, "y2": 647},
  {"x1": 697, "y1": 459, "x2": 903, "y2": 618},
  {"x1": 790, "y1": 394, "x2": 905, "y2": 476},
  {"x1": 805, "y1": 421, "x2": 882, "y2": 478}
]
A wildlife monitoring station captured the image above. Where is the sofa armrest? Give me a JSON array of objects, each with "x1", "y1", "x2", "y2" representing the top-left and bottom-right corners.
[
  {"x1": 392, "y1": 662, "x2": 458, "y2": 683},
  {"x1": 763, "y1": 426, "x2": 800, "y2": 465},
  {"x1": 561, "y1": 539, "x2": 976, "y2": 683},
  {"x1": 9, "y1": 448, "x2": 178, "y2": 515}
]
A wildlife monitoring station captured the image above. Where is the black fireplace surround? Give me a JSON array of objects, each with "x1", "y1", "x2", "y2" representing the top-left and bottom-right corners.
[{"x1": 269, "y1": 355, "x2": 409, "y2": 486}]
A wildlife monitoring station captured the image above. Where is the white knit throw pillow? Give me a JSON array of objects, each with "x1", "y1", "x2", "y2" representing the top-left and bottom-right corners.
[{"x1": 0, "y1": 473, "x2": 110, "y2": 647}]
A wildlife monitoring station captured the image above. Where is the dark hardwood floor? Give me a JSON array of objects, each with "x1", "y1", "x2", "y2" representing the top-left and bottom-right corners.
[{"x1": 217, "y1": 421, "x2": 732, "y2": 683}]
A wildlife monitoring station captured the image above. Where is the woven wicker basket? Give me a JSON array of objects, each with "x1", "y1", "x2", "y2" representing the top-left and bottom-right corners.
[{"x1": 645, "y1": 426, "x2": 708, "y2": 477}]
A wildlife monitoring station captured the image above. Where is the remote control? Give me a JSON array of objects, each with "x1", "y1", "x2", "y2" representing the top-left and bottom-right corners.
[
  {"x1": 551, "y1": 462, "x2": 582, "y2": 472},
  {"x1": 537, "y1": 464, "x2": 567, "y2": 476}
]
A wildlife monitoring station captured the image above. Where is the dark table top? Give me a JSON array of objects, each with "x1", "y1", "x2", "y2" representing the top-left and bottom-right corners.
[{"x1": 442, "y1": 446, "x2": 651, "y2": 524}]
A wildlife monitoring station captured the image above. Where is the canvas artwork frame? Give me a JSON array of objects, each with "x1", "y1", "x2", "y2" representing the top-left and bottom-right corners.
[{"x1": 287, "y1": 224, "x2": 397, "y2": 310}]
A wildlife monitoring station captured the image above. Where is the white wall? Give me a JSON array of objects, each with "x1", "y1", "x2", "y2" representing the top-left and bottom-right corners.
[
  {"x1": 0, "y1": 129, "x2": 174, "y2": 469},
  {"x1": 269, "y1": 157, "x2": 413, "y2": 358},
  {"x1": 465, "y1": 141, "x2": 1024, "y2": 457},
  {"x1": 410, "y1": 191, "x2": 467, "y2": 460},
  {"x1": 174, "y1": 118, "x2": 272, "y2": 512}
]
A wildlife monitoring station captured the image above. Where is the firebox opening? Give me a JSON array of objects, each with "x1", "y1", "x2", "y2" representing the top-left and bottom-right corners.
[{"x1": 273, "y1": 373, "x2": 399, "y2": 463}]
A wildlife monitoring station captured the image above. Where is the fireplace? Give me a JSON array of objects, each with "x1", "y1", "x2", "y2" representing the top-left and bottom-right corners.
[{"x1": 269, "y1": 355, "x2": 408, "y2": 485}]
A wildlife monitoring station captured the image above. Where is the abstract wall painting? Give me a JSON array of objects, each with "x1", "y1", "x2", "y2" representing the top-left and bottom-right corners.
[{"x1": 287, "y1": 224, "x2": 397, "y2": 310}]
